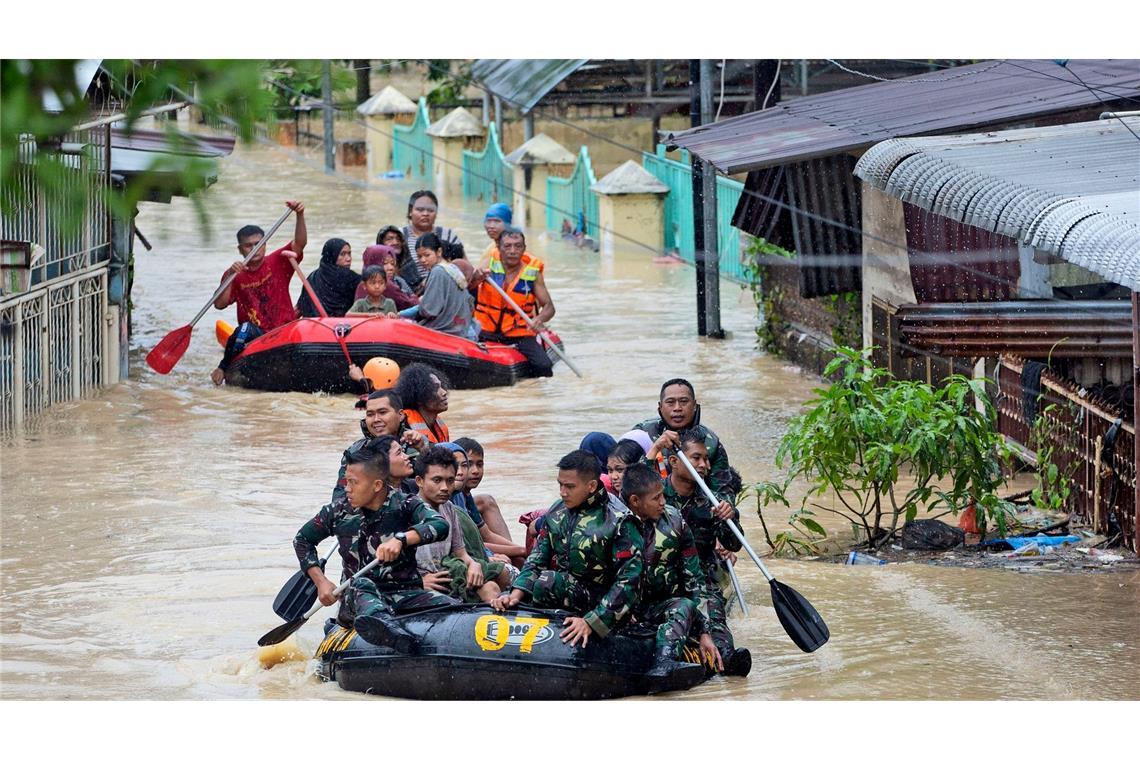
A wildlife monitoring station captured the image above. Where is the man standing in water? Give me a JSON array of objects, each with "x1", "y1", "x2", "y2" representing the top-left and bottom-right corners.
[
  {"x1": 347, "y1": 445, "x2": 455, "y2": 651},
  {"x1": 331, "y1": 389, "x2": 428, "y2": 503},
  {"x1": 661, "y1": 430, "x2": 749, "y2": 671},
  {"x1": 492, "y1": 450, "x2": 643, "y2": 648},
  {"x1": 211, "y1": 200, "x2": 307, "y2": 385},
  {"x1": 635, "y1": 378, "x2": 738, "y2": 502},
  {"x1": 469, "y1": 228, "x2": 556, "y2": 377}
]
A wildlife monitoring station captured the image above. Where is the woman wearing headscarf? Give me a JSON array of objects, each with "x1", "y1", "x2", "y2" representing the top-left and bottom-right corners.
[
  {"x1": 295, "y1": 238, "x2": 360, "y2": 318},
  {"x1": 356, "y1": 244, "x2": 419, "y2": 311}
]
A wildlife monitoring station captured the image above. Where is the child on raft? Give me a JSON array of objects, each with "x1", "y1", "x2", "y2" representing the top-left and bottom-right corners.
[{"x1": 348, "y1": 265, "x2": 398, "y2": 316}]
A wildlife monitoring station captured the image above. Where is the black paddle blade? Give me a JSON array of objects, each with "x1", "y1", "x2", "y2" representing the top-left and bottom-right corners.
[
  {"x1": 258, "y1": 615, "x2": 309, "y2": 647},
  {"x1": 770, "y1": 579, "x2": 830, "y2": 653},
  {"x1": 273, "y1": 570, "x2": 319, "y2": 621}
]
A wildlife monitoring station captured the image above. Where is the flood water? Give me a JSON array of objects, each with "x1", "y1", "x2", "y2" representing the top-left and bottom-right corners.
[{"x1": 2, "y1": 139, "x2": 1137, "y2": 700}]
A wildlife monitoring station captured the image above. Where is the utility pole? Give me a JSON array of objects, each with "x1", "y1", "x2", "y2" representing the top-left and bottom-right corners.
[
  {"x1": 322, "y1": 60, "x2": 335, "y2": 172},
  {"x1": 700, "y1": 59, "x2": 723, "y2": 338},
  {"x1": 689, "y1": 60, "x2": 707, "y2": 336},
  {"x1": 494, "y1": 95, "x2": 503, "y2": 138}
]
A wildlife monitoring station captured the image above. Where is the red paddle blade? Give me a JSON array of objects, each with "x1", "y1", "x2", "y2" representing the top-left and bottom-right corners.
[{"x1": 146, "y1": 324, "x2": 193, "y2": 374}]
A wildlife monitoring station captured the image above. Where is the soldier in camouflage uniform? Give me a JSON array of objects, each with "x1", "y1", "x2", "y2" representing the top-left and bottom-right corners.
[
  {"x1": 633, "y1": 377, "x2": 738, "y2": 504},
  {"x1": 338, "y1": 443, "x2": 455, "y2": 651},
  {"x1": 661, "y1": 429, "x2": 751, "y2": 675},
  {"x1": 620, "y1": 462, "x2": 723, "y2": 674},
  {"x1": 331, "y1": 388, "x2": 428, "y2": 503},
  {"x1": 492, "y1": 449, "x2": 644, "y2": 648}
]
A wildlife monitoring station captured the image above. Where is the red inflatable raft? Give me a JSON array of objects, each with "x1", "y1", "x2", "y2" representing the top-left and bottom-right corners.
[{"x1": 221, "y1": 315, "x2": 564, "y2": 392}]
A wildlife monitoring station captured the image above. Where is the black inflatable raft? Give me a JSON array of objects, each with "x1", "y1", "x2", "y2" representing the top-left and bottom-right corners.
[{"x1": 316, "y1": 604, "x2": 725, "y2": 699}]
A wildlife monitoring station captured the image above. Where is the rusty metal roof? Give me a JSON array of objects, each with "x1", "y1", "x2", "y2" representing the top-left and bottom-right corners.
[
  {"x1": 470, "y1": 59, "x2": 589, "y2": 113},
  {"x1": 665, "y1": 60, "x2": 1140, "y2": 174},
  {"x1": 856, "y1": 117, "x2": 1140, "y2": 289}
]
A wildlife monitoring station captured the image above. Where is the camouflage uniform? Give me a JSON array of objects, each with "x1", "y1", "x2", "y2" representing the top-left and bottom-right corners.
[
  {"x1": 349, "y1": 490, "x2": 456, "y2": 627},
  {"x1": 633, "y1": 504, "x2": 713, "y2": 658},
  {"x1": 662, "y1": 477, "x2": 742, "y2": 660},
  {"x1": 331, "y1": 420, "x2": 422, "y2": 503},
  {"x1": 633, "y1": 416, "x2": 738, "y2": 502},
  {"x1": 512, "y1": 486, "x2": 644, "y2": 637},
  {"x1": 293, "y1": 497, "x2": 362, "y2": 626}
]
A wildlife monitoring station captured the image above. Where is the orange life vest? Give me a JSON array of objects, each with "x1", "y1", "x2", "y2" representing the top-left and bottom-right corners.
[
  {"x1": 403, "y1": 408, "x2": 449, "y2": 444},
  {"x1": 474, "y1": 251, "x2": 544, "y2": 337}
]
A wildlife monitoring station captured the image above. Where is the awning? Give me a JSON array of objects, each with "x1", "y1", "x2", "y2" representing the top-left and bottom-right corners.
[
  {"x1": 109, "y1": 126, "x2": 235, "y2": 202},
  {"x1": 665, "y1": 60, "x2": 1140, "y2": 175},
  {"x1": 470, "y1": 59, "x2": 589, "y2": 113},
  {"x1": 855, "y1": 117, "x2": 1140, "y2": 290}
]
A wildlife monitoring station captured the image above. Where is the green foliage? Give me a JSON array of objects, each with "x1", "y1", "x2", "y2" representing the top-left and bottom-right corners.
[
  {"x1": 264, "y1": 60, "x2": 354, "y2": 115},
  {"x1": 756, "y1": 346, "x2": 1015, "y2": 551},
  {"x1": 1028, "y1": 404, "x2": 1078, "y2": 512},
  {"x1": 423, "y1": 60, "x2": 473, "y2": 106},
  {"x1": 742, "y1": 236, "x2": 795, "y2": 353}
]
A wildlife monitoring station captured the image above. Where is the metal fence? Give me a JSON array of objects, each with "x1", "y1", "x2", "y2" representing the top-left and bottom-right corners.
[
  {"x1": 462, "y1": 123, "x2": 513, "y2": 203},
  {"x1": 391, "y1": 97, "x2": 433, "y2": 181},
  {"x1": 642, "y1": 145, "x2": 749, "y2": 282},
  {"x1": 996, "y1": 357, "x2": 1136, "y2": 551},
  {"x1": 546, "y1": 146, "x2": 599, "y2": 239}
]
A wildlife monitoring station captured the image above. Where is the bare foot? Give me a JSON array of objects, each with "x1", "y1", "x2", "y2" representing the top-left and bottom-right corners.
[{"x1": 210, "y1": 367, "x2": 225, "y2": 386}]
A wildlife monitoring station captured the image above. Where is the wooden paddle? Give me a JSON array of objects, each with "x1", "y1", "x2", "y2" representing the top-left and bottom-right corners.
[
  {"x1": 674, "y1": 449, "x2": 830, "y2": 653},
  {"x1": 483, "y1": 276, "x2": 583, "y2": 378},
  {"x1": 288, "y1": 258, "x2": 354, "y2": 366},
  {"x1": 273, "y1": 544, "x2": 337, "y2": 621},
  {"x1": 146, "y1": 207, "x2": 293, "y2": 374},
  {"x1": 258, "y1": 556, "x2": 380, "y2": 647}
]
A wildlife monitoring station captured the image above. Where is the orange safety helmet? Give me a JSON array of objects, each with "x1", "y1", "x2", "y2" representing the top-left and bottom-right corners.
[{"x1": 363, "y1": 357, "x2": 400, "y2": 390}]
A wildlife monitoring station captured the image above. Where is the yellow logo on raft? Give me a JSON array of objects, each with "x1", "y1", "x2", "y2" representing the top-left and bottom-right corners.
[{"x1": 474, "y1": 614, "x2": 553, "y2": 653}]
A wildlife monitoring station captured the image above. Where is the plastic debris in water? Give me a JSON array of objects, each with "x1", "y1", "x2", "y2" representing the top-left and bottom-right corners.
[{"x1": 846, "y1": 551, "x2": 887, "y2": 566}]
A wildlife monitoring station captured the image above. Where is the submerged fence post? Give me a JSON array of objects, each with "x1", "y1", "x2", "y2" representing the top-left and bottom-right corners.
[
  {"x1": 505, "y1": 134, "x2": 575, "y2": 229},
  {"x1": 591, "y1": 161, "x2": 669, "y2": 257},
  {"x1": 428, "y1": 107, "x2": 485, "y2": 198}
]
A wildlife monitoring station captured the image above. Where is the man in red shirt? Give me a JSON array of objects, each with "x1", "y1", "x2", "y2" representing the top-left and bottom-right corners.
[{"x1": 211, "y1": 200, "x2": 307, "y2": 385}]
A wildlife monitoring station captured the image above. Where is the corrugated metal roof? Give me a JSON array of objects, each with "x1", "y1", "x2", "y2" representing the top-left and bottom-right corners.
[
  {"x1": 665, "y1": 60, "x2": 1140, "y2": 174},
  {"x1": 470, "y1": 59, "x2": 589, "y2": 113},
  {"x1": 855, "y1": 117, "x2": 1140, "y2": 289}
]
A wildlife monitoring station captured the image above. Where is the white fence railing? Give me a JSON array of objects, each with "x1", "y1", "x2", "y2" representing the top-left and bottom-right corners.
[{"x1": 0, "y1": 262, "x2": 113, "y2": 433}]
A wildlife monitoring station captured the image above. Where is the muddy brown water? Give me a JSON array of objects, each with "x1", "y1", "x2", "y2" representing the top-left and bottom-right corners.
[{"x1": 2, "y1": 141, "x2": 1137, "y2": 700}]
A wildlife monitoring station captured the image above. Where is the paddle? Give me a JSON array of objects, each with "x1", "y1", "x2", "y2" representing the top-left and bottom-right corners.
[
  {"x1": 258, "y1": 556, "x2": 380, "y2": 647},
  {"x1": 272, "y1": 544, "x2": 337, "y2": 621},
  {"x1": 674, "y1": 449, "x2": 830, "y2": 653},
  {"x1": 146, "y1": 207, "x2": 294, "y2": 374},
  {"x1": 722, "y1": 556, "x2": 749, "y2": 616},
  {"x1": 483, "y1": 276, "x2": 584, "y2": 378},
  {"x1": 288, "y1": 258, "x2": 354, "y2": 366}
]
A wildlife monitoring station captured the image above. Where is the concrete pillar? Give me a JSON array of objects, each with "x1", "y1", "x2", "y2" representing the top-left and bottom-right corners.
[
  {"x1": 590, "y1": 160, "x2": 669, "y2": 257},
  {"x1": 505, "y1": 134, "x2": 576, "y2": 229},
  {"x1": 426, "y1": 107, "x2": 485, "y2": 198},
  {"x1": 356, "y1": 86, "x2": 417, "y2": 177}
]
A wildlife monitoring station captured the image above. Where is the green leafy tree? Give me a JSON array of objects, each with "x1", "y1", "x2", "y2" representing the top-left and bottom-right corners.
[{"x1": 756, "y1": 346, "x2": 1015, "y2": 551}]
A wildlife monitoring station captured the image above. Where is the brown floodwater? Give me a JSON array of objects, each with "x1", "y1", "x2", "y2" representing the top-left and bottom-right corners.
[{"x1": 2, "y1": 140, "x2": 1137, "y2": 700}]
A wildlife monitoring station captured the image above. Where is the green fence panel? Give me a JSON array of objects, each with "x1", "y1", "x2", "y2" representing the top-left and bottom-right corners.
[
  {"x1": 461, "y1": 123, "x2": 513, "y2": 202},
  {"x1": 545, "y1": 146, "x2": 599, "y2": 238},
  {"x1": 642, "y1": 145, "x2": 748, "y2": 283},
  {"x1": 392, "y1": 98, "x2": 432, "y2": 181}
]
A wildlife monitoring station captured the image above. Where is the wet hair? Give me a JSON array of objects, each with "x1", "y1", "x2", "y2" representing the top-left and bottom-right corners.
[
  {"x1": 557, "y1": 449, "x2": 601, "y2": 481},
  {"x1": 454, "y1": 437, "x2": 483, "y2": 457},
  {"x1": 659, "y1": 378, "x2": 696, "y2": 400},
  {"x1": 608, "y1": 439, "x2": 646, "y2": 467},
  {"x1": 415, "y1": 444, "x2": 458, "y2": 477},
  {"x1": 393, "y1": 362, "x2": 451, "y2": 410},
  {"x1": 407, "y1": 190, "x2": 439, "y2": 218},
  {"x1": 369, "y1": 434, "x2": 399, "y2": 456},
  {"x1": 620, "y1": 462, "x2": 662, "y2": 503},
  {"x1": 678, "y1": 428, "x2": 708, "y2": 452},
  {"x1": 361, "y1": 265, "x2": 387, "y2": 283},
  {"x1": 499, "y1": 227, "x2": 526, "y2": 247},
  {"x1": 415, "y1": 232, "x2": 443, "y2": 252},
  {"x1": 346, "y1": 438, "x2": 391, "y2": 481},
  {"x1": 365, "y1": 388, "x2": 403, "y2": 409},
  {"x1": 236, "y1": 224, "x2": 264, "y2": 243}
]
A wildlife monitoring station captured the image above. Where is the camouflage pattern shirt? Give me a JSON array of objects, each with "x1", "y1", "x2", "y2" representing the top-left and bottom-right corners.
[
  {"x1": 293, "y1": 497, "x2": 362, "y2": 583},
  {"x1": 355, "y1": 489, "x2": 449, "y2": 592},
  {"x1": 513, "y1": 487, "x2": 644, "y2": 637},
  {"x1": 633, "y1": 504, "x2": 712, "y2": 631},
  {"x1": 331, "y1": 420, "x2": 423, "y2": 503},
  {"x1": 662, "y1": 476, "x2": 743, "y2": 572},
  {"x1": 633, "y1": 417, "x2": 737, "y2": 502}
]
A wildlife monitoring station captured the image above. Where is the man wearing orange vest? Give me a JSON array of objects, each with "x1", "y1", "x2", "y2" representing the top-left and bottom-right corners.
[{"x1": 469, "y1": 228, "x2": 556, "y2": 377}]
